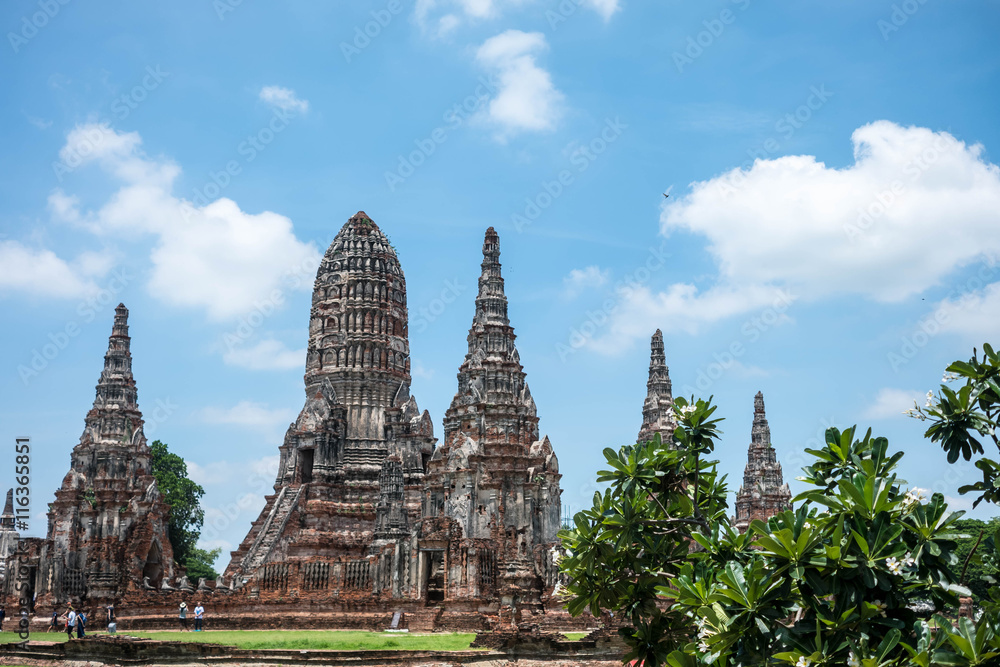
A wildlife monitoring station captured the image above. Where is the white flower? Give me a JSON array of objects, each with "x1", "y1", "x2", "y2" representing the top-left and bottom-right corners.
[
  {"x1": 873, "y1": 600, "x2": 887, "y2": 617},
  {"x1": 795, "y1": 657, "x2": 811, "y2": 667},
  {"x1": 903, "y1": 488, "x2": 924, "y2": 507},
  {"x1": 925, "y1": 390, "x2": 934, "y2": 407},
  {"x1": 886, "y1": 557, "x2": 903, "y2": 575},
  {"x1": 698, "y1": 626, "x2": 714, "y2": 639},
  {"x1": 903, "y1": 552, "x2": 916, "y2": 567},
  {"x1": 943, "y1": 372, "x2": 960, "y2": 383},
  {"x1": 680, "y1": 404, "x2": 696, "y2": 415},
  {"x1": 848, "y1": 652, "x2": 861, "y2": 667},
  {"x1": 698, "y1": 640, "x2": 709, "y2": 652}
]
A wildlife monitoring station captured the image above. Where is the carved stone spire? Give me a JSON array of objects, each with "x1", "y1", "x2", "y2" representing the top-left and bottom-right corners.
[
  {"x1": 734, "y1": 391, "x2": 792, "y2": 533},
  {"x1": 473, "y1": 227, "x2": 510, "y2": 327},
  {"x1": 37, "y1": 305, "x2": 176, "y2": 606},
  {"x1": 0, "y1": 489, "x2": 13, "y2": 528},
  {"x1": 430, "y1": 226, "x2": 562, "y2": 581},
  {"x1": 637, "y1": 329, "x2": 676, "y2": 444}
]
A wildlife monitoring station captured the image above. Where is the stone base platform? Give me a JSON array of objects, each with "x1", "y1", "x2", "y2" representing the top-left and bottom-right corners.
[{"x1": 0, "y1": 634, "x2": 625, "y2": 667}]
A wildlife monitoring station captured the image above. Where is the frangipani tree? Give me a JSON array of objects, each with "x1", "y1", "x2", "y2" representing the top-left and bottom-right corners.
[{"x1": 560, "y1": 390, "x2": 1000, "y2": 666}]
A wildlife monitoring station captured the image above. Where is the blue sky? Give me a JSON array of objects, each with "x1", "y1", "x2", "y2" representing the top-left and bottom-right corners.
[{"x1": 2, "y1": 1, "x2": 999, "y2": 567}]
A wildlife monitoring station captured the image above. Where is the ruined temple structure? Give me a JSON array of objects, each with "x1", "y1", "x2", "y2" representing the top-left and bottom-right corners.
[
  {"x1": 732, "y1": 392, "x2": 792, "y2": 532},
  {"x1": 3, "y1": 304, "x2": 176, "y2": 609},
  {"x1": 224, "y1": 211, "x2": 436, "y2": 594},
  {"x1": 213, "y1": 218, "x2": 563, "y2": 629},
  {"x1": 637, "y1": 329, "x2": 676, "y2": 445},
  {"x1": 421, "y1": 226, "x2": 562, "y2": 620},
  {"x1": 0, "y1": 490, "x2": 20, "y2": 587}
]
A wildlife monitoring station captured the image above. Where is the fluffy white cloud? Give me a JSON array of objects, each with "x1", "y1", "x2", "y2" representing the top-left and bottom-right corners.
[
  {"x1": 475, "y1": 30, "x2": 563, "y2": 138},
  {"x1": 49, "y1": 123, "x2": 320, "y2": 320},
  {"x1": 663, "y1": 121, "x2": 1000, "y2": 303},
  {"x1": 863, "y1": 388, "x2": 925, "y2": 420},
  {"x1": 222, "y1": 339, "x2": 306, "y2": 370},
  {"x1": 415, "y1": 0, "x2": 618, "y2": 35},
  {"x1": 0, "y1": 240, "x2": 113, "y2": 299},
  {"x1": 258, "y1": 86, "x2": 309, "y2": 113},
  {"x1": 563, "y1": 265, "x2": 609, "y2": 297},
  {"x1": 589, "y1": 121, "x2": 1000, "y2": 353},
  {"x1": 200, "y1": 400, "x2": 296, "y2": 428},
  {"x1": 934, "y1": 279, "x2": 1000, "y2": 339}
]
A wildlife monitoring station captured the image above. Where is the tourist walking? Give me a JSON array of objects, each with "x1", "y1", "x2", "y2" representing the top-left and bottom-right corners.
[
  {"x1": 76, "y1": 610, "x2": 86, "y2": 638},
  {"x1": 64, "y1": 608, "x2": 76, "y2": 639},
  {"x1": 48, "y1": 611, "x2": 59, "y2": 632},
  {"x1": 193, "y1": 603, "x2": 204, "y2": 632},
  {"x1": 0, "y1": 605, "x2": 6, "y2": 631},
  {"x1": 178, "y1": 602, "x2": 188, "y2": 631}
]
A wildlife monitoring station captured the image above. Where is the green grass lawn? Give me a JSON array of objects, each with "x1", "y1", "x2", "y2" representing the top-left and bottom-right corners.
[
  {"x1": 0, "y1": 628, "x2": 591, "y2": 650},
  {"x1": 0, "y1": 629, "x2": 480, "y2": 651}
]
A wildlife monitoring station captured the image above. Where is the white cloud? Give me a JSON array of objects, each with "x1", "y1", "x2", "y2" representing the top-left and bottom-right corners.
[
  {"x1": 475, "y1": 30, "x2": 563, "y2": 138},
  {"x1": 25, "y1": 114, "x2": 52, "y2": 130},
  {"x1": 411, "y1": 359, "x2": 435, "y2": 379},
  {"x1": 223, "y1": 339, "x2": 305, "y2": 371},
  {"x1": 189, "y1": 454, "x2": 280, "y2": 488},
  {"x1": 0, "y1": 240, "x2": 109, "y2": 299},
  {"x1": 49, "y1": 123, "x2": 320, "y2": 320},
  {"x1": 563, "y1": 265, "x2": 609, "y2": 297},
  {"x1": 663, "y1": 122, "x2": 1000, "y2": 303},
  {"x1": 259, "y1": 86, "x2": 309, "y2": 114},
  {"x1": 934, "y1": 279, "x2": 1000, "y2": 339},
  {"x1": 415, "y1": 0, "x2": 617, "y2": 35},
  {"x1": 863, "y1": 388, "x2": 925, "y2": 420},
  {"x1": 588, "y1": 121, "x2": 1000, "y2": 353},
  {"x1": 583, "y1": 0, "x2": 620, "y2": 21},
  {"x1": 200, "y1": 401, "x2": 296, "y2": 428}
]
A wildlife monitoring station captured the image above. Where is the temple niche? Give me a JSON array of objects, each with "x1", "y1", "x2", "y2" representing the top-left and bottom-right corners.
[
  {"x1": 733, "y1": 392, "x2": 792, "y2": 532},
  {"x1": 3, "y1": 304, "x2": 176, "y2": 609}
]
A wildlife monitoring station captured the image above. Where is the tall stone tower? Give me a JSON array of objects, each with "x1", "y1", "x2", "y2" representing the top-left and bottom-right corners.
[
  {"x1": 637, "y1": 329, "x2": 676, "y2": 444},
  {"x1": 36, "y1": 304, "x2": 176, "y2": 605},
  {"x1": 421, "y1": 227, "x2": 561, "y2": 610},
  {"x1": 733, "y1": 392, "x2": 792, "y2": 532},
  {"x1": 0, "y1": 491, "x2": 20, "y2": 588},
  {"x1": 226, "y1": 212, "x2": 435, "y2": 581}
]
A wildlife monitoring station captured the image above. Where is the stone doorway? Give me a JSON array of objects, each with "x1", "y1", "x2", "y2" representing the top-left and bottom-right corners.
[
  {"x1": 425, "y1": 551, "x2": 444, "y2": 604},
  {"x1": 142, "y1": 541, "x2": 163, "y2": 588},
  {"x1": 299, "y1": 449, "x2": 314, "y2": 484}
]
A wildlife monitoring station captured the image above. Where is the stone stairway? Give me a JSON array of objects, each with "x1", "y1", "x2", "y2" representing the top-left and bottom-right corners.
[
  {"x1": 406, "y1": 608, "x2": 442, "y2": 633},
  {"x1": 239, "y1": 485, "x2": 305, "y2": 573}
]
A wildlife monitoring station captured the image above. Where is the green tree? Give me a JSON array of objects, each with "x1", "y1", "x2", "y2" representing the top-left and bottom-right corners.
[
  {"x1": 914, "y1": 343, "x2": 1000, "y2": 508},
  {"x1": 183, "y1": 546, "x2": 222, "y2": 582},
  {"x1": 561, "y1": 396, "x2": 1000, "y2": 665},
  {"x1": 149, "y1": 439, "x2": 206, "y2": 566}
]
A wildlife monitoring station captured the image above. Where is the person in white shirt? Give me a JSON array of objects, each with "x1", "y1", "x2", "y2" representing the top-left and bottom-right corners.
[{"x1": 193, "y1": 603, "x2": 205, "y2": 632}]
